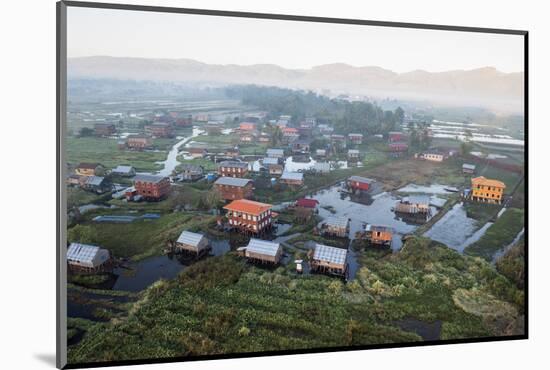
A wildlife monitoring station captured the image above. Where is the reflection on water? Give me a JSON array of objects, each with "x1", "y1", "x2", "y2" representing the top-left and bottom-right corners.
[
  {"x1": 424, "y1": 202, "x2": 497, "y2": 253},
  {"x1": 311, "y1": 185, "x2": 438, "y2": 251},
  {"x1": 392, "y1": 318, "x2": 442, "y2": 341}
]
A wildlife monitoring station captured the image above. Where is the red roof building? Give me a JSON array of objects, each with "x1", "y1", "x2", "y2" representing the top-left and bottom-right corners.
[
  {"x1": 239, "y1": 122, "x2": 257, "y2": 131},
  {"x1": 347, "y1": 176, "x2": 374, "y2": 192},
  {"x1": 133, "y1": 174, "x2": 171, "y2": 201},
  {"x1": 388, "y1": 132, "x2": 406, "y2": 143},
  {"x1": 224, "y1": 199, "x2": 274, "y2": 234},
  {"x1": 296, "y1": 198, "x2": 319, "y2": 209}
]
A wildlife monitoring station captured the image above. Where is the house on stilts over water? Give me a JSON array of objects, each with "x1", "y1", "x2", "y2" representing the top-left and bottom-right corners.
[
  {"x1": 173, "y1": 231, "x2": 210, "y2": 257},
  {"x1": 359, "y1": 224, "x2": 393, "y2": 247},
  {"x1": 317, "y1": 216, "x2": 350, "y2": 238},
  {"x1": 67, "y1": 243, "x2": 112, "y2": 274},
  {"x1": 309, "y1": 243, "x2": 348, "y2": 278},
  {"x1": 223, "y1": 199, "x2": 275, "y2": 235},
  {"x1": 237, "y1": 238, "x2": 283, "y2": 264}
]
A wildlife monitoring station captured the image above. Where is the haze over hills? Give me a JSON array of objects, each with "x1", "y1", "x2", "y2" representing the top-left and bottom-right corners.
[{"x1": 68, "y1": 56, "x2": 524, "y2": 113}]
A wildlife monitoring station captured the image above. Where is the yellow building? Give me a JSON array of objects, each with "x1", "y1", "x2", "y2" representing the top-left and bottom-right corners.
[
  {"x1": 471, "y1": 176, "x2": 506, "y2": 204},
  {"x1": 75, "y1": 162, "x2": 102, "y2": 177}
]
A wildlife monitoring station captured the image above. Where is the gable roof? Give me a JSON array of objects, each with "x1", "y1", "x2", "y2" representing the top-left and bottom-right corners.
[
  {"x1": 176, "y1": 231, "x2": 206, "y2": 247},
  {"x1": 281, "y1": 172, "x2": 304, "y2": 181},
  {"x1": 267, "y1": 148, "x2": 284, "y2": 156},
  {"x1": 349, "y1": 176, "x2": 374, "y2": 184},
  {"x1": 67, "y1": 243, "x2": 109, "y2": 268},
  {"x1": 313, "y1": 243, "x2": 347, "y2": 265},
  {"x1": 133, "y1": 174, "x2": 167, "y2": 184},
  {"x1": 323, "y1": 216, "x2": 349, "y2": 228},
  {"x1": 262, "y1": 157, "x2": 280, "y2": 165},
  {"x1": 246, "y1": 238, "x2": 281, "y2": 257},
  {"x1": 214, "y1": 177, "x2": 252, "y2": 187},
  {"x1": 223, "y1": 199, "x2": 272, "y2": 215},
  {"x1": 218, "y1": 160, "x2": 248, "y2": 169},
  {"x1": 296, "y1": 198, "x2": 319, "y2": 208},
  {"x1": 471, "y1": 176, "x2": 506, "y2": 188},
  {"x1": 85, "y1": 176, "x2": 106, "y2": 186}
]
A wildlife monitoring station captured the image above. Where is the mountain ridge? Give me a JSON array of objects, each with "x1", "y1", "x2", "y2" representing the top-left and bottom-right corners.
[{"x1": 68, "y1": 56, "x2": 524, "y2": 112}]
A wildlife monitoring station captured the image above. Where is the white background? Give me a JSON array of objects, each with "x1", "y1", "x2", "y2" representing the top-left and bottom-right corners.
[{"x1": 0, "y1": 0, "x2": 546, "y2": 369}]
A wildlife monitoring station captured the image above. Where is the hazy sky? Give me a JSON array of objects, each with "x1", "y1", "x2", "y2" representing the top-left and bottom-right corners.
[{"x1": 68, "y1": 7, "x2": 524, "y2": 73}]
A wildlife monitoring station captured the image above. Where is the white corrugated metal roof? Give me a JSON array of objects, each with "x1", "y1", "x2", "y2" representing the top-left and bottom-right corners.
[
  {"x1": 348, "y1": 149, "x2": 360, "y2": 154},
  {"x1": 134, "y1": 174, "x2": 166, "y2": 184},
  {"x1": 463, "y1": 163, "x2": 476, "y2": 170},
  {"x1": 262, "y1": 157, "x2": 279, "y2": 165},
  {"x1": 267, "y1": 148, "x2": 284, "y2": 156},
  {"x1": 67, "y1": 243, "x2": 109, "y2": 268},
  {"x1": 281, "y1": 171, "x2": 304, "y2": 181},
  {"x1": 313, "y1": 243, "x2": 347, "y2": 265},
  {"x1": 67, "y1": 243, "x2": 99, "y2": 263},
  {"x1": 214, "y1": 176, "x2": 252, "y2": 187},
  {"x1": 112, "y1": 165, "x2": 134, "y2": 174},
  {"x1": 323, "y1": 216, "x2": 349, "y2": 228},
  {"x1": 246, "y1": 238, "x2": 281, "y2": 257},
  {"x1": 176, "y1": 231, "x2": 205, "y2": 247},
  {"x1": 86, "y1": 176, "x2": 105, "y2": 186}
]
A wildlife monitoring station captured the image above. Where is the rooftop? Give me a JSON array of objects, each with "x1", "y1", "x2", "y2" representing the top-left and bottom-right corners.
[
  {"x1": 365, "y1": 224, "x2": 392, "y2": 232},
  {"x1": 313, "y1": 243, "x2": 347, "y2": 265},
  {"x1": 348, "y1": 133, "x2": 363, "y2": 137},
  {"x1": 349, "y1": 176, "x2": 374, "y2": 184},
  {"x1": 463, "y1": 163, "x2": 476, "y2": 170},
  {"x1": 348, "y1": 149, "x2": 360, "y2": 154},
  {"x1": 281, "y1": 171, "x2": 304, "y2": 181},
  {"x1": 323, "y1": 216, "x2": 349, "y2": 228},
  {"x1": 267, "y1": 148, "x2": 285, "y2": 155},
  {"x1": 262, "y1": 157, "x2": 280, "y2": 165},
  {"x1": 133, "y1": 174, "x2": 167, "y2": 184},
  {"x1": 245, "y1": 238, "x2": 281, "y2": 257},
  {"x1": 67, "y1": 243, "x2": 100, "y2": 263},
  {"x1": 176, "y1": 231, "x2": 206, "y2": 247},
  {"x1": 224, "y1": 199, "x2": 272, "y2": 216},
  {"x1": 296, "y1": 198, "x2": 319, "y2": 208},
  {"x1": 472, "y1": 176, "x2": 506, "y2": 188},
  {"x1": 214, "y1": 177, "x2": 252, "y2": 187},
  {"x1": 86, "y1": 176, "x2": 106, "y2": 186},
  {"x1": 218, "y1": 161, "x2": 248, "y2": 169}
]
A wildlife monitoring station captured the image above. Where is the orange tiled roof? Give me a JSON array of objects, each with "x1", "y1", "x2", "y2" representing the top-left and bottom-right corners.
[
  {"x1": 471, "y1": 176, "x2": 506, "y2": 188},
  {"x1": 224, "y1": 199, "x2": 272, "y2": 216}
]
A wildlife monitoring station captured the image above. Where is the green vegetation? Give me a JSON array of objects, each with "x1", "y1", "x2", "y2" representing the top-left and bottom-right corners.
[
  {"x1": 496, "y1": 239, "x2": 525, "y2": 289},
  {"x1": 463, "y1": 202, "x2": 502, "y2": 224},
  {"x1": 226, "y1": 85, "x2": 404, "y2": 135},
  {"x1": 67, "y1": 237, "x2": 523, "y2": 364},
  {"x1": 67, "y1": 213, "x2": 217, "y2": 261},
  {"x1": 478, "y1": 163, "x2": 523, "y2": 194},
  {"x1": 464, "y1": 208, "x2": 525, "y2": 261},
  {"x1": 67, "y1": 187, "x2": 110, "y2": 209},
  {"x1": 66, "y1": 137, "x2": 166, "y2": 171}
]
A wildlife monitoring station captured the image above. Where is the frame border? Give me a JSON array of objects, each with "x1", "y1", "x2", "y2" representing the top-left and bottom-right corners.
[{"x1": 57, "y1": 1, "x2": 528, "y2": 369}]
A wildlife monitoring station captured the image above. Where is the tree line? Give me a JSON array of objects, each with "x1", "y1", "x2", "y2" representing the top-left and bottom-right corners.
[{"x1": 225, "y1": 85, "x2": 404, "y2": 135}]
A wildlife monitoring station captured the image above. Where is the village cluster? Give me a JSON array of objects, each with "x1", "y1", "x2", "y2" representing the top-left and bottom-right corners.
[{"x1": 66, "y1": 112, "x2": 508, "y2": 280}]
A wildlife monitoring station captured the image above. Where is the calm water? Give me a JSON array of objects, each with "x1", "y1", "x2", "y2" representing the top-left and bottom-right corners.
[{"x1": 311, "y1": 184, "x2": 438, "y2": 251}]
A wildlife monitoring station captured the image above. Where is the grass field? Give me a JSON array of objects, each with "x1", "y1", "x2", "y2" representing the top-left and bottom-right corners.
[
  {"x1": 67, "y1": 237, "x2": 524, "y2": 364},
  {"x1": 66, "y1": 137, "x2": 167, "y2": 172},
  {"x1": 464, "y1": 208, "x2": 525, "y2": 261},
  {"x1": 67, "y1": 212, "x2": 217, "y2": 261}
]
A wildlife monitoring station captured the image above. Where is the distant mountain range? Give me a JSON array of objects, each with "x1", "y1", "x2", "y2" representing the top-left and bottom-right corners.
[{"x1": 68, "y1": 56, "x2": 524, "y2": 113}]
